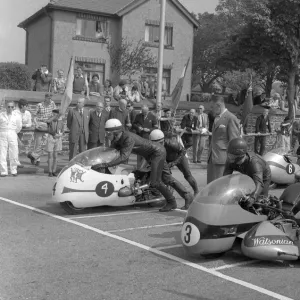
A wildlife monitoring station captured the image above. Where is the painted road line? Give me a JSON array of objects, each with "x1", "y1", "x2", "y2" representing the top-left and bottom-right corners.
[
  {"x1": 0, "y1": 196, "x2": 293, "y2": 300},
  {"x1": 211, "y1": 260, "x2": 259, "y2": 271},
  {"x1": 155, "y1": 244, "x2": 183, "y2": 250},
  {"x1": 107, "y1": 222, "x2": 183, "y2": 233},
  {"x1": 69, "y1": 210, "x2": 152, "y2": 219}
]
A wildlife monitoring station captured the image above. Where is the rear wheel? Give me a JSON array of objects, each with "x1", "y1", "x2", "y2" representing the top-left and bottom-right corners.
[{"x1": 60, "y1": 202, "x2": 86, "y2": 215}]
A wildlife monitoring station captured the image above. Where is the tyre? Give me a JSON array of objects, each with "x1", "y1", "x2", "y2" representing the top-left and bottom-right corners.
[
  {"x1": 60, "y1": 201, "x2": 86, "y2": 215},
  {"x1": 269, "y1": 182, "x2": 277, "y2": 190}
]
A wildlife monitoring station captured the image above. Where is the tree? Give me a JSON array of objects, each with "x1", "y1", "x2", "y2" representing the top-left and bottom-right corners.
[
  {"x1": 0, "y1": 62, "x2": 32, "y2": 90},
  {"x1": 217, "y1": 0, "x2": 300, "y2": 119},
  {"x1": 108, "y1": 38, "x2": 157, "y2": 79}
]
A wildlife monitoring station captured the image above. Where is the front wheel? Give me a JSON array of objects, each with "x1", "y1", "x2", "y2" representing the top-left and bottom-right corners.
[{"x1": 60, "y1": 202, "x2": 86, "y2": 215}]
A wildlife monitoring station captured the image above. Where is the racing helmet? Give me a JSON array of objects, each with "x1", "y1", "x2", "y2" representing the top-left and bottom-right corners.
[
  {"x1": 149, "y1": 129, "x2": 165, "y2": 142},
  {"x1": 105, "y1": 119, "x2": 123, "y2": 133},
  {"x1": 228, "y1": 138, "x2": 247, "y2": 156}
]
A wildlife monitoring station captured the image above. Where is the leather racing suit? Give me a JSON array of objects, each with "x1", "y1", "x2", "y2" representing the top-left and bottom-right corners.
[
  {"x1": 164, "y1": 138, "x2": 199, "y2": 195},
  {"x1": 223, "y1": 152, "x2": 271, "y2": 198},
  {"x1": 101, "y1": 131, "x2": 175, "y2": 204}
]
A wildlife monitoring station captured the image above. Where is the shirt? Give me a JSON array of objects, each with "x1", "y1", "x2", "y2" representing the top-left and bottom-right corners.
[
  {"x1": 35, "y1": 101, "x2": 56, "y2": 122},
  {"x1": 16, "y1": 110, "x2": 32, "y2": 127},
  {"x1": 52, "y1": 77, "x2": 67, "y2": 94},
  {"x1": 0, "y1": 111, "x2": 22, "y2": 133}
]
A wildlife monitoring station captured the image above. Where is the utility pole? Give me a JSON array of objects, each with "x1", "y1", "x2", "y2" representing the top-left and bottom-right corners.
[{"x1": 156, "y1": 0, "x2": 166, "y2": 108}]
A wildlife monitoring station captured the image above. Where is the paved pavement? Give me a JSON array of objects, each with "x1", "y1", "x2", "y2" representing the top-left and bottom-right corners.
[{"x1": 0, "y1": 155, "x2": 298, "y2": 300}]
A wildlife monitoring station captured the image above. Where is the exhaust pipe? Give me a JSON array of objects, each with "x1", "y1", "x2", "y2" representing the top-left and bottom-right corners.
[
  {"x1": 133, "y1": 184, "x2": 149, "y2": 191},
  {"x1": 138, "y1": 196, "x2": 165, "y2": 204}
]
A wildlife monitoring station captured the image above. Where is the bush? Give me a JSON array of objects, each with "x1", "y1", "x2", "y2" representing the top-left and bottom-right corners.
[{"x1": 0, "y1": 62, "x2": 32, "y2": 90}]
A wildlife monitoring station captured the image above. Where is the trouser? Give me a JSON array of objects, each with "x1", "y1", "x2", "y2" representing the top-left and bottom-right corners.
[
  {"x1": 291, "y1": 135, "x2": 300, "y2": 152},
  {"x1": 69, "y1": 133, "x2": 87, "y2": 161},
  {"x1": 0, "y1": 130, "x2": 18, "y2": 175},
  {"x1": 262, "y1": 178, "x2": 271, "y2": 197},
  {"x1": 207, "y1": 157, "x2": 225, "y2": 184},
  {"x1": 137, "y1": 155, "x2": 146, "y2": 169},
  {"x1": 88, "y1": 140, "x2": 104, "y2": 150},
  {"x1": 31, "y1": 132, "x2": 47, "y2": 162},
  {"x1": 148, "y1": 151, "x2": 175, "y2": 203},
  {"x1": 176, "y1": 156, "x2": 199, "y2": 194},
  {"x1": 181, "y1": 133, "x2": 193, "y2": 150},
  {"x1": 162, "y1": 165, "x2": 191, "y2": 200},
  {"x1": 48, "y1": 151, "x2": 58, "y2": 173},
  {"x1": 280, "y1": 135, "x2": 291, "y2": 153},
  {"x1": 192, "y1": 135, "x2": 207, "y2": 161},
  {"x1": 254, "y1": 136, "x2": 266, "y2": 156}
]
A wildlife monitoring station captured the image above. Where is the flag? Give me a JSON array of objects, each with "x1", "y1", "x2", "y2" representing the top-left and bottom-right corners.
[
  {"x1": 242, "y1": 74, "x2": 253, "y2": 130},
  {"x1": 60, "y1": 56, "x2": 74, "y2": 115},
  {"x1": 171, "y1": 58, "x2": 190, "y2": 113}
]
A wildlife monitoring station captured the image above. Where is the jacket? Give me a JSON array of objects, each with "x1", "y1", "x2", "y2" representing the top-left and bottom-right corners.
[
  {"x1": 255, "y1": 115, "x2": 272, "y2": 133},
  {"x1": 47, "y1": 119, "x2": 65, "y2": 137},
  {"x1": 208, "y1": 109, "x2": 240, "y2": 164},
  {"x1": 32, "y1": 70, "x2": 52, "y2": 92},
  {"x1": 107, "y1": 131, "x2": 165, "y2": 167},
  {"x1": 88, "y1": 110, "x2": 109, "y2": 144},
  {"x1": 180, "y1": 114, "x2": 197, "y2": 133},
  {"x1": 67, "y1": 108, "x2": 90, "y2": 143},
  {"x1": 196, "y1": 113, "x2": 209, "y2": 129},
  {"x1": 223, "y1": 152, "x2": 271, "y2": 195},
  {"x1": 109, "y1": 108, "x2": 131, "y2": 129},
  {"x1": 132, "y1": 112, "x2": 158, "y2": 139},
  {"x1": 164, "y1": 139, "x2": 186, "y2": 164}
]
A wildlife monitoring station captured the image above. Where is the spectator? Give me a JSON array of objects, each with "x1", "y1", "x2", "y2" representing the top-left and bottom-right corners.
[
  {"x1": 254, "y1": 108, "x2": 272, "y2": 156},
  {"x1": 17, "y1": 99, "x2": 32, "y2": 129},
  {"x1": 253, "y1": 92, "x2": 267, "y2": 106},
  {"x1": 127, "y1": 102, "x2": 139, "y2": 133},
  {"x1": 193, "y1": 105, "x2": 209, "y2": 163},
  {"x1": 160, "y1": 109, "x2": 176, "y2": 138},
  {"x1": 27, "y1": 93, "x2": 56, "y2": 166},
  {"x1": 73, "y1": 67, "x2": 86, "y2": 95},
  {"x1": 132, "y1": 79, "x2": 142, "y2": 94},
  {"x1": 292, "y1": 119, "x2": 300, "y2": 152},
  {"x1": 88, "y1": 101, "x2": 109, "y2": 149},
  {"x1": 207, "y1": 95, "x2": 240, "y2": 184},
  {"x1": 67, "y1": 98, "x2": 90, "y2": 160},
  {"x1": 140, "y1": 75, "x2": 149, "y2": 99},
  {"x1": 113, "y1": 80, "x2": 129, "y2": 101},
  {"x1": 32, "y1": 64, "x2": 53, "y2": 92},
  {"x1": 104, "y1": 96, "x2": 112, "y2": 113},
  {"x1": 46, "y1": 109, "x2": 64, "y2": 177},
  {"x1": 180, "y1": 109, "x2": 197, "y2": 150},
  {"x1": 128, "y1": 86, "x2": 141, "y2": 103},
  {"x1": 102, "y1": 79, "x2": 114, "y2": 100},
  {"x1": 0, "y1": 101, "x2": 22, "y2": 177},
  {"x1": 52, "y1": 69, "x2": 66, "y2": 94},
  {"x1": 109, "y1": 99, "x2": 131, "y2": 130},
  {"x1": 89, "y1": 74, "x2": 103, "y2": 97},
  {"x1": 278, "y1": 116, "x2": 292, "y2": 153},
  {"x1": 152, "y1": 103, "x2": 163, "y2": 129}
]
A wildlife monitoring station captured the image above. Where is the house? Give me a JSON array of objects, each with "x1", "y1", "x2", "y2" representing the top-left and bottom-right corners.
[{"x1": 18, "y1": 0, "x2": 198, "y2": 100}]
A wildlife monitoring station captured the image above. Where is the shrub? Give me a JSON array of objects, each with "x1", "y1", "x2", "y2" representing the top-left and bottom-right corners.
[{"x1": 0, "y1": 62, "x2": 32, "y2": 90}]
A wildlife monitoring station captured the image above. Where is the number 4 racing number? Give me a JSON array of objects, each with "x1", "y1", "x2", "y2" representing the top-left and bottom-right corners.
[
  {"x1": 286, "y1": 163, "x2": 295, "y2": 175},
  {"x1": 96, "y1": 181, "x2": 114, "y2": 197},
  {"x1": 181, "y1": 222, "x2": 201, "y2": 247}
]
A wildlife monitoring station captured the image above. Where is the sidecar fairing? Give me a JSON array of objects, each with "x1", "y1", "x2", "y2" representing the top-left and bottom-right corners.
[
  {"x1": 181, "y1": 174, "x2": 267, "y2": 257},
  {"x1": 52, "y1": 147, "x2": 137, "y2": 212},
  {"x1": 263, "y1": 147, "x2": 300, "y2": 185}
]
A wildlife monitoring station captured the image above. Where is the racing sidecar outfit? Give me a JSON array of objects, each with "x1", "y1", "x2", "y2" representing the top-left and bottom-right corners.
[
  {"x1": 223, "y1": 152, "x2": 271, "y2": 198},
  {"x1": 94, "y1": 131, "x2": 177, "y2": 210},
  {"x1": 165, "y1": 138, "x2": 199, "y2": 195}
]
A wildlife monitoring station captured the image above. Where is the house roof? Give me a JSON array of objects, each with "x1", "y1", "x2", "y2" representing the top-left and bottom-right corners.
[{"x1": 18, "y1": 0, "x2": 198, "y2": 28}]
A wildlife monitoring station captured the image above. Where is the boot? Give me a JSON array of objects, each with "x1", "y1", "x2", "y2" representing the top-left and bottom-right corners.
[
  {"x1": 180, "y1": 193, "x2": 194, "y2": 210},
  {"x1": 186, "y1": 176, "x2": 199, "y2": 196},
  {"x1": 159, "y1": 200, "x2": 177, "y2": 212}
]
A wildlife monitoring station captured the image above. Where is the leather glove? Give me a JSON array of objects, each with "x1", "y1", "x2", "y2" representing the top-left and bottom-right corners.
[{"x1": 91, "y1": 163, "x2": 108, "y2": 171}]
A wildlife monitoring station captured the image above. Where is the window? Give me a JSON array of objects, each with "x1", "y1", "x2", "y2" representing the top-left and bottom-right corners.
[
  {"x1": 145, "y1": 25, "x2": 173, "y2": 46},
  {"x1": 76, "y1": 18, "x2": 108, "y2": 39},
  {"x1": 144, "y1": 67, "x2": 171, "y2": 94},
  {"x1": 75, "y1": 62, "x2": 105, "y2": 85}
]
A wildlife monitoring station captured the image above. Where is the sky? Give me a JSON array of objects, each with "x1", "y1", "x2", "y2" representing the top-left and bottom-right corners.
[{"x1": 0, "y1": 0, "x2": 219, "y2": 63}]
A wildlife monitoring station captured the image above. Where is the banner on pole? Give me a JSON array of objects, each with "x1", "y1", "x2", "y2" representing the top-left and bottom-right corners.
[{"x1": 60, "y1": 56, "x2": 74, "y2": 115}]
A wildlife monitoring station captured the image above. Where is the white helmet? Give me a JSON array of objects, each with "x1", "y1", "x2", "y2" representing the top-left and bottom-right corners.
[
  {"x1": 105, "y1": 119, "x2": 123, "y2": 133},
  {"x1": 149, "y1": 129, "x2": 164, "y2": 142}
]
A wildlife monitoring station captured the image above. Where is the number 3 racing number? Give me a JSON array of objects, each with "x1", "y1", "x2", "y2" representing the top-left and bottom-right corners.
[
  {"x1": 181, "y1": 222, "x2": 201, "y2": 247},
  {"x1": 286, "y1": 163, "x2": 295, "y2": 175},
  {"x1": 96, "y1": 181, "x2": 114, "y2": 197}
]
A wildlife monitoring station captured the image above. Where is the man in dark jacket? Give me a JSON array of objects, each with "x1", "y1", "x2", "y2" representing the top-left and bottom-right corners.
[
  {"x1": 180, "y1": 109, "x2": 198, "y2": 149},
  {"x1": 32, "y1": 64, "x2": 52, "y2": 92},
  {"x1": 223, "y1": 138, "x2": 271, "y2": 205},
  {"x1": 150, "y1": 129, "x2": 199, "y2": 198},
  {"x1": 88, "y1": 102, "x2": 109, "y2": 149},
  {"x1": 254, "y1": 108, "x2": 272, "y2": 156},
  {"x1": 91, "y1": 119, "x2": 183, "y2": 212}
]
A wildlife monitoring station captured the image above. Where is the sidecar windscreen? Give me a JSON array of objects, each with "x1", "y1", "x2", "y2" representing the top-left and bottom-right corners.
[
  {"x1": 197, "y1": 174, "x2": 256, "y2": 205},
  {"x1": 69, "y1": 147, "x2": 120, "y2": 167},
  {"x1": 269, "y1": 147, "x2": 289, "y2": 155}
]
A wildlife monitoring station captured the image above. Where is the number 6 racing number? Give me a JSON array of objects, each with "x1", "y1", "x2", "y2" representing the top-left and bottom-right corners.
[
  {"x1": 96, "y1": 181, "x2": 114, "y2": 197},
  {"x1": 181, "y1": 222, "x2": 200, "y2": 247},
  {"x1": 286, "y1": 163, "x2": 295, "y2": 175}
]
